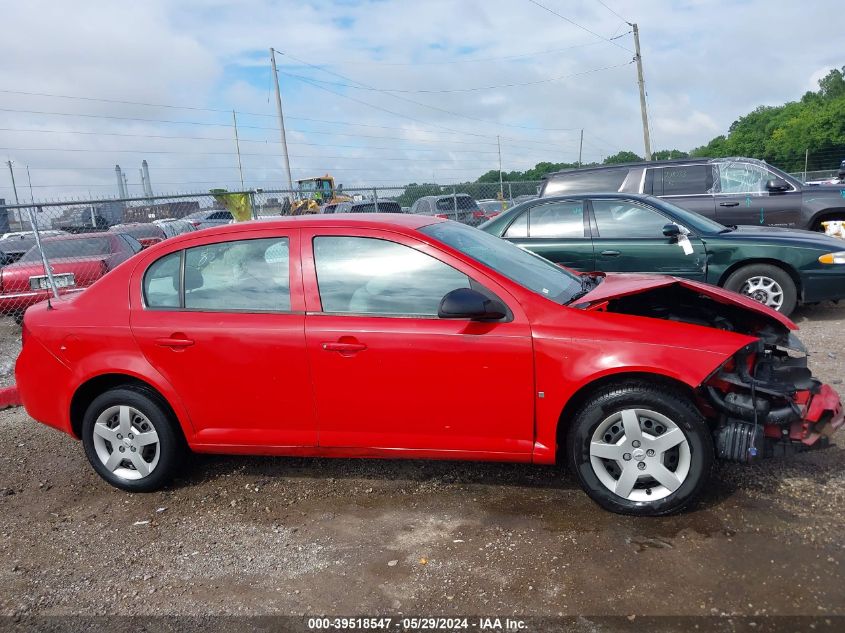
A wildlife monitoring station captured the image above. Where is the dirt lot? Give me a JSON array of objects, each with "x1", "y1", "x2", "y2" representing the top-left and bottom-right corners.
[{"x1": 0, "y1": 305, "x2": 844, "y2": 623}]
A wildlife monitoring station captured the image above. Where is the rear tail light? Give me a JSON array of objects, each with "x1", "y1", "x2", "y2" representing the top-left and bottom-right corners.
[
  {"x1": 472, "y1": 211, "x2": 485, "y2": 219},
  {"x1": 434, "y1": 213, "x2": 449, "y2": 219},
  {"x1": 189, "y1": 221, "x2": 201, "y2": 228}
]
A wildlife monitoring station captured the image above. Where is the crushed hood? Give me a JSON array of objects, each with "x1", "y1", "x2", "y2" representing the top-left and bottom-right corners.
[{"x1": 573, "y1": 273, "x2": 797, "y2": 332}]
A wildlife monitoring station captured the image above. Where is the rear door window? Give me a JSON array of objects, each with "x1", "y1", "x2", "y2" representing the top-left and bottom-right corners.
[
  {"x1": 653, "y1": 165, "x2": 711, "y2": 196},
  {"x1": 527, "y1": 201, "x2": 585, "y2": 238}
]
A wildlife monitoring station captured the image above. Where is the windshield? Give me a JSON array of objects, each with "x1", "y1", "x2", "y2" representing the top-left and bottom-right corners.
[
  {"x1": 647, "y1": 196, "x2": 727, "y2": 234},
  {"x1": 420, "y1": 221, "x2": 582, "y2": 304},
  {"x1": 20, "y1": 237, "x2": 111, "y2": 262}
]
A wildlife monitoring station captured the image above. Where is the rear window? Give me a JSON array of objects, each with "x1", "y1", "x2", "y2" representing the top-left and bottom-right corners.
[
  {"x1": 543, "y1": 169, "x2": 628, "y2": 195},
  {"x1": 351, "y1": 201, "x2": 402, "y2": 213},
  {"x1": 113, "y1": 224, "x2": 165, "y2": 239},
  {"x1": 20, "y1": 237, "x2": 112, "y2": 261},
  {"x1": 435, "y1": 196, "x2": 477, "y2": 211}
]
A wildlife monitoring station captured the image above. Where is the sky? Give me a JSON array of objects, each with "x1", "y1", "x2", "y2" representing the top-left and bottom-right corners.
[{"x1": 0, "y1": 0, "x2": 842, "y2": 202}]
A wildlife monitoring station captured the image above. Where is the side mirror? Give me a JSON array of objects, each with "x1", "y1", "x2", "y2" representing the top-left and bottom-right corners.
[
  {"x1": 438, "y1": 287, "x2": 507, "y2": 321},
  {"x1": 766, "y1": 178, "x2": 790, "y2": 192},
  {"x1": 662, "y1": 223, "x2": 681, "y2": 239}
]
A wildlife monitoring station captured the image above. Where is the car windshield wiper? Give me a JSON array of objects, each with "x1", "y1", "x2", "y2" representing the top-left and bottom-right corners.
[{"x1": 718, "y1": 225, "x2": 737, "y2": 234}]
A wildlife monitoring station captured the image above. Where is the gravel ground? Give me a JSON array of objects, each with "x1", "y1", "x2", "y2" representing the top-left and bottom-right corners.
[{"x1": 0, "y1": 304, "x2": 844, "y2": 622}]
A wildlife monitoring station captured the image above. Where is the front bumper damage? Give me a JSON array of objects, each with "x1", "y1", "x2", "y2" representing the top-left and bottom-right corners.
[{"x1": 701, "y1": 336, "x2": 844, "y2": 463}]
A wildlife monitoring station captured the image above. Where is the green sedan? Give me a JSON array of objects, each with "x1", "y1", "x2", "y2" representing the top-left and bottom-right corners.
[{"x1": 479, "y1": 193, "x2": 845, "y2": 315}]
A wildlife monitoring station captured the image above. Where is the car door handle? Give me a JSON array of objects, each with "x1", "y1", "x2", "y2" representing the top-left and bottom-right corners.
[
  {"x1": 719, "y1": 202, "x2": 739, "y2": 207},
  {"x1": 155, "y1": 336, "x2": 195, "y2": 348},
  {"x1": 600, "y1": 250, "x2": 621, "y2": 257},
  {"x1": 322, "y1": 342, "x2": 367, "y2": 353}
]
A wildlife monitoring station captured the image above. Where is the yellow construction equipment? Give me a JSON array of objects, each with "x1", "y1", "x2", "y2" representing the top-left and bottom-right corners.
[{"x1": 289, "y1": 175, "x2": 351, "y2": 215}]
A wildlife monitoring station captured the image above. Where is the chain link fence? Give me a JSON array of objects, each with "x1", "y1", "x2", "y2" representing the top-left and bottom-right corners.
[{"x1": 0, "y1": 181, "x2": 541, "y2": 384}]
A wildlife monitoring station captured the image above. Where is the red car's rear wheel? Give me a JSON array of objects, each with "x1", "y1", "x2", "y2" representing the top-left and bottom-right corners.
[{"x1": 82, "y1": 386, "x2": 183, "y2": 492}]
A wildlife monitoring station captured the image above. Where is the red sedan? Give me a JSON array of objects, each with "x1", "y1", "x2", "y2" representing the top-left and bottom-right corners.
[
  {"x1": 15, "y1": 215, "x2": 843, "y2": 515},
  {"x1": 0, "y1": 232, "x2": 141, "y2": 323}
]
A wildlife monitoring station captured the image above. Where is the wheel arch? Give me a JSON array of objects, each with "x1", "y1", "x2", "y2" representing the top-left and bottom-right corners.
[
  {"x1": 809, "y1": 208, "x2": 845, "y2": 231},
  {"x1": 70, "y1": 373, "x2": 187, "y2": 445},
  {"x1": 716, "y1": 258, "x2": 802, "y2": 297},
  {"x1": 554, "y1": 371, "x2": 697, "y2": 463}
]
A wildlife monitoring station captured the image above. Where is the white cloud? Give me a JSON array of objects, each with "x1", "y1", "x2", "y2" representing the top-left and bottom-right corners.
[{"x1": 0, "y1": 0, "x2": 842, "y2": 200}]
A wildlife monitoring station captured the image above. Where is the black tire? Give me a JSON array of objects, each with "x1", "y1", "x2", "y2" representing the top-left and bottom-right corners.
[
  {"x1": 723, "y1": 263, "x2": 797, "y2": 316},
  {"x1": 565, "y1": 382, "x2": 714, "y2": 516},
  {"x1": 81, "y1": 386, "x2": 183, "y2": 492}
]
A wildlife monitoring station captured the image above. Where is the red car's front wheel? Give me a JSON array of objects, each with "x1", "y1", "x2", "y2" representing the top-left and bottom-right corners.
[{"x1": 566, "y1": 382, "x2": 714, "y2": 516}]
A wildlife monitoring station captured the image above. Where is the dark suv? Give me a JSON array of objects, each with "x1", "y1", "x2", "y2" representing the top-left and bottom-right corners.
[{"x1": 540, "y1": 157, "x2": 845, "y2": 231}]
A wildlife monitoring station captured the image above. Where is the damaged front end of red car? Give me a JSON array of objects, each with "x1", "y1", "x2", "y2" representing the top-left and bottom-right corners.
[
  {"x1": 576, "y1": 274, "x2": 844, "y2": 464},
  {"x1": 702, "y1": 337, "x2": 844, "y2": 463}
]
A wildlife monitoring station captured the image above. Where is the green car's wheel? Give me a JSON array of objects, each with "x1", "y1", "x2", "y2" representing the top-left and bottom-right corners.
[{"x1": 723, "y1": 263, "x2": 797, "y2": 316}]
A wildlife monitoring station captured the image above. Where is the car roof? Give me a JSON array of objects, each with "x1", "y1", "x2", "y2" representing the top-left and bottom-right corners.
[
  {"x1": 176, "y1": 212, "x2": 442, "y2": 238},
  {"x1": 416, "y1": 194, "x2": 474, "y2": 200},
  {"x1": 41, "y1": 231, "x2": 114, "y2": 242},
  {"x1": 545, "y1": 158, "x2": 712, "y2": 178}
]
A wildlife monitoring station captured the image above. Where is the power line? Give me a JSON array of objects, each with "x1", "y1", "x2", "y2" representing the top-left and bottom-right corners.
[
  {"x1": 593, "y1": 0, "x2": 630, "y2": 24},
  {"x1": 525, "y1": 0, "x2": 633, "y2": 53},
  {"x1": 274, "y1": 40, "x2": 607, "y2": 67},
  {"x1": 277, "y1": 48, "x2": 588, "y2": 133},
  {"x1": 0, "y1": 127, "x2": 513, "y2": 154},
  {"x1": 279, "y1": 60, "x2": 634, "y2": 94},
  {"x1": 0, "y1": 146, "x2": 520, "y2": 163}
]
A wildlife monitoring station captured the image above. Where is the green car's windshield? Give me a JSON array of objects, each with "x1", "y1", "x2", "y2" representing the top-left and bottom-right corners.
[
  {"x1": 420, "y1": 221, "x2": 583, "y2": 304},
  {"x1": 647, "y1": 196, "x2": 727, "y2": 234}
]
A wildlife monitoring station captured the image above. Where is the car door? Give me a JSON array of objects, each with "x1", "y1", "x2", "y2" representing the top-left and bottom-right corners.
[
  {"x1": 300, "y1": 227, "x2": 535, "y2": 455},
  {"x1": 589, "y1": 198, "x2": 707, "y2": 280},
  {"x1": 712, "y1": 160, "x2": 803, "y2": 228},
  {"x1": 648, "y1": 163, "x2": 716, "y2": 218},
  {"x1": 500, "y1": 199, "x2": 595, "y2": 271},
  {"x1": 129, "y1": 228, "x2": 317, "y2": 447}
]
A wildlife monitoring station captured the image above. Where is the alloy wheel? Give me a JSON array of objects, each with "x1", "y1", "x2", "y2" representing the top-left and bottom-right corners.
[
  {"x1": 740, "y1": 275, "x2": 784, "y2": 310},
  {"x1": 589, "y1": 408, "x2": 691, "y2": 501},
  {"x1": 91, "y1": 405, "x2": 160, "y2": 480}
]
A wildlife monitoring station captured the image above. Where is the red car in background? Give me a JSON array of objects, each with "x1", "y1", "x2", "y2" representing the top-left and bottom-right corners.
[
  {"x1": 109, "y1": 223, "x2": 167, "y2": 248},
  {"x1": 0, "y1": 232, "x2": 140, "y2": 323},
  {"x1": 15, "y1": 215, "x2": 844, "y2": 515}
]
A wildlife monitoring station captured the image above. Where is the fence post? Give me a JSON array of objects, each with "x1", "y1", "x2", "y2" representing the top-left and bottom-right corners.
[
  {"x1": 452, "y1": 187, "x2": 457, "y2": 220},
  {"x1": 249, "y1": 191, "x2": 258, "y2": 219},
  {"x1": 28, "y1": 206, "x2": 59, "y2": 301},
  {"x1": 373, "y1": 187, "x2": 379, "y2": 212}
]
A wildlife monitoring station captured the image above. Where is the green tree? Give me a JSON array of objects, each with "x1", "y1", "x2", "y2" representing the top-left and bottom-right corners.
[{"x1": 603, "y1": 151, "x2": 643, "y2": 164}]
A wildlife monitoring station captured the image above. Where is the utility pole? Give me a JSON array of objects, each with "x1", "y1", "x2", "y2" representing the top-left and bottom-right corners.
[
  {"x1": 26, "y1": 166, "x2": 34, "y2": 203},
  {"x1": 270, "y1": 48, "x2": 294, "y2": 192},
  {"x1": 632, "y1": 23, "x2": 652, "y2": 160},
  {"x1": 6, "y1": 161, "x2": 19, "y2": 204},
  {"x1": 6, "y1": 161, "x2": 21, "y2": 229},
  {"x1": 578, "y1": 129, "x2": 584, "y2": 167},
  {"x1": 233, "y1": 110, "x2": 245, "y2": 190},
  {"x1": 497, "y1": 135, "x2": 503, "y2": 198}
]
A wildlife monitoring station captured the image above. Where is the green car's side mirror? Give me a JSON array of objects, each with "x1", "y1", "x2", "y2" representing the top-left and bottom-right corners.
[{"x1": 662, "y1": 223, "x2": 681, "y2": 239}]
